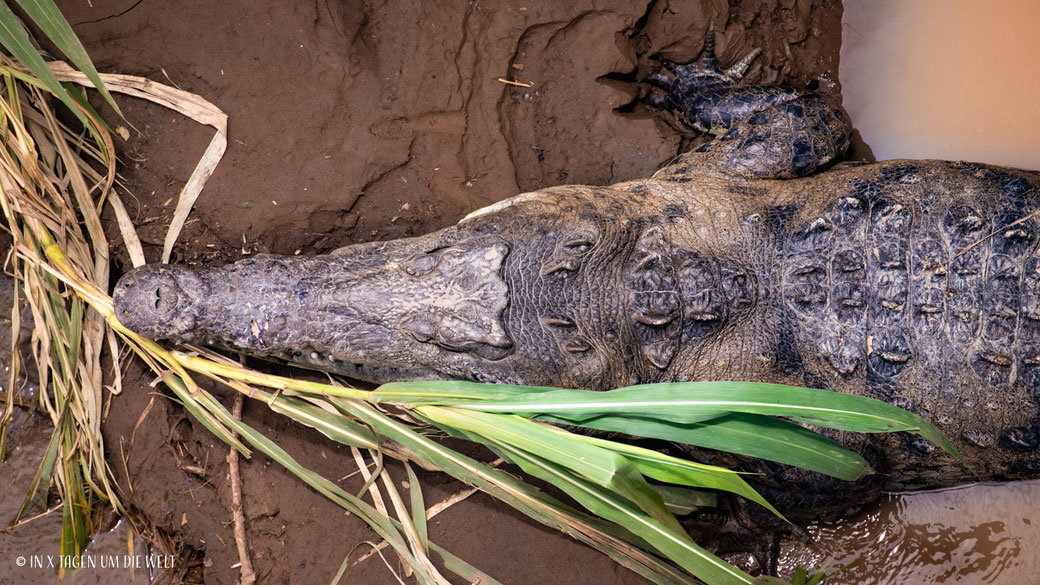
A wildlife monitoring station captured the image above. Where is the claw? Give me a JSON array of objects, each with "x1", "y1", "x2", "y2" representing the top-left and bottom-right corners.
[
  {"x1": 695, "y1": 22, "x2": 720, "y2": 73},
  {"x1": 724, "y1": 47, "x2": 762, "y2": 81}
]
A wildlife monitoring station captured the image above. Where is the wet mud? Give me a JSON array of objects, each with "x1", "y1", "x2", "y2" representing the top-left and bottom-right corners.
[{"x1": 1, "y1": 0, "x2": 1034, "y2": 584}]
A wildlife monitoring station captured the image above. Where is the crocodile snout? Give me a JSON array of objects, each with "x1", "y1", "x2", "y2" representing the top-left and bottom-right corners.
[{"x1": 114, "y1": 265, "x2": 207, "y2": 340}]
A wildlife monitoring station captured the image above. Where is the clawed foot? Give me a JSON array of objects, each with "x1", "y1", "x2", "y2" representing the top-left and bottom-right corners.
[
  {"x1": 643, "y1": 24, "x2": 765, "y2": 132},
  {"x1": 641, "y1": 25, "x2": 852, "y2": 179}
]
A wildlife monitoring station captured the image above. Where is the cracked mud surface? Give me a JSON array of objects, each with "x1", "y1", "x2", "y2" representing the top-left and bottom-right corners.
[{"x1": 51, "y1": 1, "x2": 841, "y2": 583}]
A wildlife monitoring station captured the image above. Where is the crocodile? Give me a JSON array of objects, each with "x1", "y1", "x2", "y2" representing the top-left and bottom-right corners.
[{"x1": 113, "y1": 32, "x2": 1040, "y2": 509}]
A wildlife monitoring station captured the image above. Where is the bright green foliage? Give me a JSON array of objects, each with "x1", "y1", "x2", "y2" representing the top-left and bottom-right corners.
[{"x1": 377, "y1": 380, "x2": 964, "y2": 471}]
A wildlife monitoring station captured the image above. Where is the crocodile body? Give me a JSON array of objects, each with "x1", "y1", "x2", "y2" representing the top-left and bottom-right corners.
[{"x1": 113, "y1": 35, "x2": 1040, "y2": 503}]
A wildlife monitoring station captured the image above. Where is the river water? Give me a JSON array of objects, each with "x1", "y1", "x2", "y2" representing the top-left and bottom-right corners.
[{"x1": 777, "y1": 481, "x2": 1040, "y2": 583}]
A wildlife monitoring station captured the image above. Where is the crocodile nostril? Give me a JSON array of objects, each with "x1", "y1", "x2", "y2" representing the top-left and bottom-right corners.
[{"x1": 153, "y1": 283, "x2": 180, "y2": 313}]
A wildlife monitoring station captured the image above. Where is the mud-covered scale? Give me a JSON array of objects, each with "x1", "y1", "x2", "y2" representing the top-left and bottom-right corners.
[{"x1": 113, "y1": 32, "x2": 1040, "y2": 511}]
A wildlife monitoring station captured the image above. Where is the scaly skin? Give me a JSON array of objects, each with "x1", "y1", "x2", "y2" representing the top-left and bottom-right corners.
[{"x1": 113, "y1": 34, "x2": 1040, "y2": 511}]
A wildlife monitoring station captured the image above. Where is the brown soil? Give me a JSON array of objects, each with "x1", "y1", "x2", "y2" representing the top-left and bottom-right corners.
[{"x1": 51, "y1": 1, "x2": 843, "y2": 583}]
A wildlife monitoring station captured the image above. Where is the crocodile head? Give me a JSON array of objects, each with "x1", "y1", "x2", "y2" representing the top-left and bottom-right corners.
[{"x1": 113, "y1": 232, "x2": 520, "y2": 384}]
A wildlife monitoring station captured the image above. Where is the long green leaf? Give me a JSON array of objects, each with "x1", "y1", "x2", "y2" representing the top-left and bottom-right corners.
[
  {"x1": 653, "y1": 485, "x2": 717, "y2": 516},
  {"x1": 487, "y1": 438, "x2": 756, "y2": 585},
  {"x1": 540, "y1": 412, "x2": 873, "y2": 481},
  {"x1": 456, "y1": 382, "x2": 964, "y2": 465},
  {"x1": 13, "y1": 416, "x2": 60, "y2": 523},
  {"x1": 373, "y1": 380, "x2": 553, "y2": 404},
  {"x1": 270, "y1": 393, "x2": 380, "y2": 450},
  {"x1": 417, "y1": 405, "x2": 685, "y2": 535},
  {"x1": 13, "y1": 0, "x2": 123, "y2": 116},
  {"x1": 59, "y1": 448, "x2": 88, "y2": 565},
  {"x1": 404, "y1": 463, "x2": 429, "y2": 554},
  {"x1": 545, "y1": 424, "x2": 784, "y2": 519},
  {"x1": 332, "y1": 399, "x2": 699, "y2": 585}
]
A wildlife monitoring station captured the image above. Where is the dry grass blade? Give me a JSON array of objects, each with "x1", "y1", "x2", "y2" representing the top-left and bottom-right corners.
[
  {"x1": 105, "y1": 189, "x2": 145, "y2": 268},
  {"x1": 377, "y1": 464, "x2": 447, "y2": 584},
  {"x1": 0, "y1": 64, "x2": 122, "y2": 564},
  {"x1": 47, "y1": 61, "x2": 228, "y2": 264}
]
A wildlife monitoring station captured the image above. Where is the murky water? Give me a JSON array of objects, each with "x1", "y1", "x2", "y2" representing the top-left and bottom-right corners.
[
  {"x1": 840, "y1": 0, "x2": 1040, "y2": 170},
  {"x1": 777, "y1": 481, "x2": 1040, "y2": 583}
]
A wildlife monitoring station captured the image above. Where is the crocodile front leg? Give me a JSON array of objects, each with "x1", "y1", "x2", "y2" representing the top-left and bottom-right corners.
[{"x1": 646, "y1": 26, "x2": 852, "y2": 179}]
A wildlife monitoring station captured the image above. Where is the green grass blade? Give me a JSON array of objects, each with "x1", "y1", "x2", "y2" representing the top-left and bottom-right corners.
[
  {"x1": 404, "y1": 463, "x2": 429, "y2": 554},
  {"x1": 428, "y1": 543, "x2": 506, "y2": 585},
  {"x1": 806, "y1": 569, "x2": 828, "y2": 585},
  {"x1": 419, "y1": 406, "x2": 621, "y2": 487},
  {"x1": 333, "y1": 399, "x2": 700, "y2": 585},
  {"x1": 62, "y1": 81, "x2": 114, "y2": 134},
  {"x1": 13, "y1": 419, "x2": 60, "y2": 523},
  {"x1": 417, "y1": 405, "x2": 685, "y2": 535},
  {"x1": 12, "y1": 0, "x2": 124, "y2": 116},
  {"x1": 59, "y1": 453, "x2": 89, "y2": 563},
  {"x1": 271, "y1": 393, "x2": 380, "y2": 450},
  {"x1": 459, "y1": 382, "x2": 964, "y2": 465},
  {"x1": 540, "y1": 412, "x2": 873, "y2": 481},
  {"x1": 67, "y1": 297, "x2": 82, "y2": 372},
  {"x1": 0, "y1": 1, "x2": 96, "y2": 134},
  {"x1": 487, "y1": 438, "x2": 755, "y2": 585},
  {"x1": 549, "y1": 425, "x2": 784, "y2": 519},
  {"x1": 373, "y1": 380, "x2": 554, "y2": 404},
  {"x1": 162, "y1": 375, "x2": 250, "y2": 456}
]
